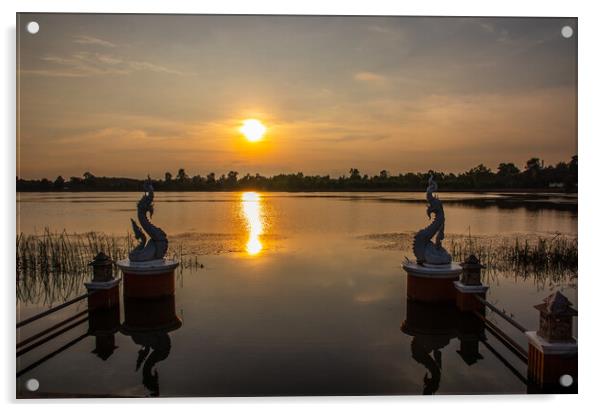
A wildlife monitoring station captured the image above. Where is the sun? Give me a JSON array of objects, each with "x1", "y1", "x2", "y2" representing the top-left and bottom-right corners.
[{"x1": 240, "y1": 119, "x2": 266, "y2": 142}]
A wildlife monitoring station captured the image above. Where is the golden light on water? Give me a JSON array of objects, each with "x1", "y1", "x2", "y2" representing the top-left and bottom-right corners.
[
  {"x1": 241, "y1": 191, "x2": 264, "y2": 255},
  {"x1": 240, "y1": 119, "x2": 266, "y2": 142}
]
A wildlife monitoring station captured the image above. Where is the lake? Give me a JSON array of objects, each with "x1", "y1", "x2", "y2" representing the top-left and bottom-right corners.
[{"x1": 16, "y1": 191, "x2": 577, "y2": 397}]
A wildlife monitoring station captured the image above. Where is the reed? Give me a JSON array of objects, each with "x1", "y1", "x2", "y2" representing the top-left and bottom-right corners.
[
  {"x1": 16, "y1": 229, "x2": 201, "y2": 303},
  {"x1": 359, "y1": 231, "x2": 577, "y2": 284},
  {"x1": 448, "y1": 233, "x2": 577, "y2": 272}
]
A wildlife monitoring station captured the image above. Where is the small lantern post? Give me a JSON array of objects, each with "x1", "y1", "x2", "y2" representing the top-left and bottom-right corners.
[
  {"x1": 454, "y1": 255, "x2": 489, "y2": 312},
  {"x1": 526, "y1": 292, "x2": 577, "y2": 391},
  {"x1": 86, "y1": 252, "x2": 121, "y2": 361},
  {"x1": 85, "y1": 252, "x2": 121, "y2": 310},
  {"x1": 90, "y1": 252, "x2": 114, "y2": 282}
]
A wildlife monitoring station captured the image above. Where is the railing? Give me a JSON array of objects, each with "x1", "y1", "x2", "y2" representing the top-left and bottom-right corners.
[
  {"x1": 17, "y1": 315, "x2": 90, "y2": 357},
  {"x1": 474, "y1": 295, "x2": 527, "y2": 333},
  {"x1": 473, "y1": 309, "x2": 528, "y2": 363},
  {"x1": 17, "y1": 332, "x2": 90, "y2": 378},
  {"x1": 16, "y1": 291, "x2": 98, "y2": 380},
  {"x1": 16, "y1": 290, "x2": 96, "y2": 329},
  {"x1": 472, "y1": 294, "x2": 528, "y2": 363},
  {"x1": 16, "y1": 309, "x2": 89, "y2": 349},
  {"x1": 16, "y1": 290, "x2": 96, "y2": 372}
]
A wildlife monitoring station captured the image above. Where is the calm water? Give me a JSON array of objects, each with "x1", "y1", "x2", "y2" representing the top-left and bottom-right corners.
[{"x1": 16, "y1": 192, "x2": 577, "y2": 397}]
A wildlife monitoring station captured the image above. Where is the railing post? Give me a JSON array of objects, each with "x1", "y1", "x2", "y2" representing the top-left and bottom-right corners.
[
  {"x1": 85, "y1": 252, "x2": 121, "y2": 310},
  {"x1": 86, "y1": 252, "x2": 121, "y2": 360},
  {"x1": 454, "y1": 255, "x2": 489, "y2": 312},
  {"x1": 526, "y1": 292, "x2": 577, "y2": 392}
]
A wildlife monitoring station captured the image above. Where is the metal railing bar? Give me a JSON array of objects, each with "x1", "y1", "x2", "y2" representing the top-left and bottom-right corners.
[
  {"x1": 473, "y1": 310, "x2": 528, "y2": 363},
  {"x1": 474, "y1": 294, "x2": 527, "y2": 333},
  {"x1": 16, "y1": 309, "x2": 89, "y2": 349},
  {"x1": 16, "y1": 291, "x2": 96, "y2": 329},
  {"x1": 16, "y1": 316, "x2": 89, "y2": 358},
  {"x1": 480, "y1": 338, "x2": 528, "y2": 385},
  {"x1": 16, "y1": 332, "x2": 89, "y2": 378}
]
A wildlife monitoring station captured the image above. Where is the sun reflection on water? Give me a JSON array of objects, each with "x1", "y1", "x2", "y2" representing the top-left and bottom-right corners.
[{"x1": 241, "y1": 192, "x2": 264, "y2": 256}]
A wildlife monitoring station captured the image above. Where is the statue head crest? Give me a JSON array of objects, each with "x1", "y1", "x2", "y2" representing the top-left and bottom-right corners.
[
  {"x1": 426, "y1": 175, "x2": 438, "y2": 203},
  {"x1": 143, "y1": 175, "x2": 153, "y2": 194}
]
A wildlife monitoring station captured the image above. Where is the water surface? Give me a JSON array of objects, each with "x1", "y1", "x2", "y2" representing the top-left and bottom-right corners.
[{"x1": 16, "y1": 192, "x2": 577, "y2": 396}]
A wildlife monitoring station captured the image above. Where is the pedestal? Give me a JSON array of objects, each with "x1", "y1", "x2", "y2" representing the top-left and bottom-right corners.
[
  {"x1": 453, "y1": 281, "x2": 489, "y2": 312},
  {"x1": 526, "y1": 331, "x2": 577, "y2": 391},
  {"x1": 402, "y1": 262, "x2": 462, "y2": 303},
  {"x1": 85, "y1": 278, "x2": 121, "y2": 310},
  {"x1": 117, "y1": 259, "x2": 179, "y2": 299}
]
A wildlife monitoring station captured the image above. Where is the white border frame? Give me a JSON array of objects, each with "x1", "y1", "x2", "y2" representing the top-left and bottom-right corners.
[{"x1": 3, "y1": 1, "x2": 600, "y2": 410}]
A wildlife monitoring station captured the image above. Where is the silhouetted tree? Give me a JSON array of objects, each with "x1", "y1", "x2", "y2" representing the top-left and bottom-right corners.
[
  {"x1": 176, "y1": 169, "x2": 188, "y2": 183},
  {"x1": 226, "y1": 171, "x2": 239, "y2": 187},
  {"x1": 525, "y1": 158, "x2": 543, "y2": 173},
  {"x1": 349, "y1": 168, "x2": 361, "y2": 180},
  {"x1": 53, "y1": 175, "x2": 65, "y2": 190},
  {"x1": 497, "y1": 163, "x2": 520, "y2": 177}
]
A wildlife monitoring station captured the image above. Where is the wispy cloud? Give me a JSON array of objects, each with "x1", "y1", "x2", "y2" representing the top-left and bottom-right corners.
[
  {"x1": 24, "y1": 51, "x2": 183, "y2": 77},
  {"x1": 354, "y1": 71, "x2": 386, "y2": 83},
  {"x1": 73, "y1": 35, "x2": 116, "y2": 48}
]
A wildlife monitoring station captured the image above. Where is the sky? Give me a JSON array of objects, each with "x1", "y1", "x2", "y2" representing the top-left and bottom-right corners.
[{"x1": 17, "y1": 14, "x2": 577, "y2": 179}]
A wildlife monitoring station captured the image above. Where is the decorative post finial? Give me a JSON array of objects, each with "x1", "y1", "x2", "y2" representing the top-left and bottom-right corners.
[
  {"x1": 88, "y1": 251, "x2": 114, "y2": 282},
  {"x1": 534, "y1": 292, "x2": 577, "y2": 342}
]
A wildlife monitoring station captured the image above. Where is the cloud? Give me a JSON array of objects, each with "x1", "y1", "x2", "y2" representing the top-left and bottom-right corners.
[
  {"x1": 24, "y1": 52, "x2": 183, "y2": 77},
  {"x1": 354, "y1": 71, "x2": 386, "y2": 83},
  {"x1": 335, "y1": 133, "x2": 390, "y2": 142},
  {"x1": 73, "y1": 35, "x2": 116, "y2": 48},
  {"x1": 477, "y1": 22, "x2": 495, "y2": 33}
]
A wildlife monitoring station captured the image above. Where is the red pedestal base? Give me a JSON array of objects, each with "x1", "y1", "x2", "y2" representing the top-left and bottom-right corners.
[
  {"x1": 526, "y1": 331, "x2": 577, "y2": 393},
  {"x1": 403, "y1": 262, "x2": 462, "y2": 304},
  {"x1": 407, "y1": 274, "x2": 459, "y2": 303},
  {"x1": 86, "y1": 281, "x2": 120, "y2": 310},
  {"x1": 123, "y1": 270, "x2": 175, "y2": 299},
  {"x1": 453, "y1": 281, "x2": 489, "y2": 312},
  {"x1": 457, "y1": 292, "x2": 483, "y2": 312}
]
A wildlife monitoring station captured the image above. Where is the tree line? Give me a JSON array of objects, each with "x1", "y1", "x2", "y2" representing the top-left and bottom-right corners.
[{"x1": 17, "y1": 155, "x2": 577, "y2": 192}]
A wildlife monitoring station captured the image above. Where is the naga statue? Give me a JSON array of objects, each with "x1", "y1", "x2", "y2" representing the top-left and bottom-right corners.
[
  {"x1": 129, "y1": 176, "x2": 168, "y2": 262},
  {"x1": 412, "y1": 176, "x2": 452, "y2": 265}
]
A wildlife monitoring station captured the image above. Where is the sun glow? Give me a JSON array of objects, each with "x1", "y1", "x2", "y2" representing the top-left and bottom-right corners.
[
  {"x1": 240, "y1": 119, "x2": 266, "y2": 142},
  {"x1": 241, "y1": 191, "x2": 264, "y2": 255}
]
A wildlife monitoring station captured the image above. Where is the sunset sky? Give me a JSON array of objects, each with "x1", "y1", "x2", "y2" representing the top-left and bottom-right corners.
[{"x1": 17, "y1": 14, "x2": 577, "y2": 179}]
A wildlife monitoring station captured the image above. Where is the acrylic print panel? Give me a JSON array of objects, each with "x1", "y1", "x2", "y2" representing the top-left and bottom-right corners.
[{"x1": 16, "y1": 13, "x2": 577, "y2": 398}]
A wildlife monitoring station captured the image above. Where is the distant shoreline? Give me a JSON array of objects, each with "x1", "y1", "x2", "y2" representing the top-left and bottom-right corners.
[
  {"x1": 16, "y1": 188, "x2": 575, "y2": 194},
  {"x1": 16, "y1": 156, "x2": 577, "y2": 193}
]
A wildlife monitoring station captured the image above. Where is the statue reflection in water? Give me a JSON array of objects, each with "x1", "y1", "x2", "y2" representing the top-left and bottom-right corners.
[
  {"x1": 132, "y1": 330, "x2": 172, "y2": 396},
  {"x1": 410, "y1": 330, "x2": 447, "y2": 394},
  {"x1": 401, "y1": 300, "x2": 484, "y2": 395},
  {"x1": 121, "y1": 294, "x2": 182, "y2": 397}
]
